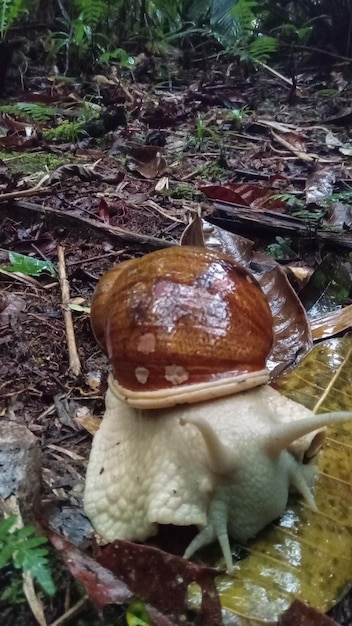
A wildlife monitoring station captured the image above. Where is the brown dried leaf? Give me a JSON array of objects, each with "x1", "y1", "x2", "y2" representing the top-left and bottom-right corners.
[
  {"x1": 75, "y1": 414, "x2": 101, "y2": 435},
  {"x1": 259, "y1": 266, "x2": 312, "y2": 371},
  {"x1": 49, "y1": 532, "x2": 222, "y2": 625},
  {"x1": 0, "y1": 293, "x2": 26, "y2": 326},
  {"x1": 48, "y1": 532, "x2": 134, "y2": 609},
  {"x1": 126, "y1": 145, "x2": 167, "y2": 179},
  {"x1": 311, "y1": 304, "x2": 352, "y2": 340},
  {"x1": 48, "y1": 163, "x2": 122, "y2": 184},
  {"x1": 97, "y1": 540, "x2": 222, "y2": 625},
  {"x1": 180, "y1": 215, "x2": 205, "y2": 247},
  {"x1": 188, "y1": 219, "x2": 312, "y2": 370},
  {"x1": 278, "y1": 600, "x2": 339, "y2": 626},
  {"x1": 305, "y1": 168, "x2": 335, "y2": 206}
]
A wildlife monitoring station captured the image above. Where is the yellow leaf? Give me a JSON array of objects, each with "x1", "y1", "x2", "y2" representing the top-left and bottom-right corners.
[{"x1": 214, "y1": 337, "x2": 352, "y2": 623}]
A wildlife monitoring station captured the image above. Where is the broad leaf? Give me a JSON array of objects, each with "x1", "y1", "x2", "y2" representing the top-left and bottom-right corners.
[
  {"x1": 212, "y1": 337, "x2": 352, "y2": 622},
  {"x1": 0, "y1": 252, "x2": 56, "y2": 277}
]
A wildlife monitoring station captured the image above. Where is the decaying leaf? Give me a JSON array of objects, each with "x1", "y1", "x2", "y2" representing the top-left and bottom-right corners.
[
  {"x1": 126, "y1": 145, "x2": 167, "y2": 179},
  {"x1": 211, "y1": 337, "x2": 352, "y2": 623},
  {"x1": 299, "y1": 254, "x2": 351, "y2": 320},
  {"x1": 48, "y1": 163, "x2": 122, "y2": 184},
  {"x1": 311, "y1": 304, "x2": 352, "y2": 340},
  {"x1": 305, "y1": 168, "x2": 335, "y2": 206},
  {"x1": 75, "y1": 414, "x2": 101, "y2": 435},
  {"x1": 181, "y1": 218, "x2": 312, "y2": 371},
  {"x1": 49, "y1": 532, "x2": 222, "y2": 625},
  {"x1": 200, "y1": 182, "x2": 287, "y2": 211},
  {"x1": 278, "y1": 599, "x2": 339, "y2": 626},
  {"x1": 0, "y1": 293, "x2": 26, "y2": 326}
]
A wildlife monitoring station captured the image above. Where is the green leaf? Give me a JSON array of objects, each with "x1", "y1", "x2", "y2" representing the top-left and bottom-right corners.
[
  {"x1": 0, "y1": 515, "x2": 55, "y2": 596},
  {"x1": 28, "y1": 559, "x2": 55, "y2": 596},
  {"x1": 0, "y1": 544, "x2": 16, "y2": 568},
  {"x1": 0, "y1": 515, "x2": 18, "y2": 535},
  {"x1": 126, "y1": 601, "x2": 154, "y2": 626},
  {"x1": 99, "y1": 48, "x2": 135, "y2": 67},
  {"x1": 0, "y1": 0, "x2": 29, "y2": 39},
  {"x1": 0, "y1": 102, "x2": 57, "y2": 122},
  {"x1": 68, "y1": 303, "x2": 91, "y2": 313},
  {"x1": 0, "y1": 252, "x2": 56, "y2": 277}
]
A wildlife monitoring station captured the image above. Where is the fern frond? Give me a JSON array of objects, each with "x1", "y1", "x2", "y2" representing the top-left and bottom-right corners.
[
  {"x1": 0, "y1": 515, "x2": 55, "y2": 596},
  {"x1": 0, "y1": 0, "x2": 30, "y2": 38},
  {"x1": 248, "y1": 35, "x2": 278, "y2": 62},
  {"x1": 0, "y1": 0, "x2": 13, "y2": 37},
  {"x1": 230, "y1": 0, "x2": 257, "y2": 35},
  {"x1": 74, "y1": 0, "x2": 107, "y2": 28},
  {"x1": 0, "y1": 103, "x2": 57, "y2": 122}
]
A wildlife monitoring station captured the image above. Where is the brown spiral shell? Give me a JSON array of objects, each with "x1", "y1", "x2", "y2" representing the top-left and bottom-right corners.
[{"x1": 90, "y1": 246, "x2": 273, "y2": 408}]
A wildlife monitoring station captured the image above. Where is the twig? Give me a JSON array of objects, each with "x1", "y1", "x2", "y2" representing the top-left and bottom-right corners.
[
  {"x1": 271, "y1": 130, "x2": 314, "y2": 162},
  {"x1": 49, "y1": 596, "x2": 88, "y2": 626},
  {"x1": 0, "y1": 186, "x2": 50, "y2": 202},
  {"x1": 258, "y1": 61, "x2": 295, "y2": 87},
  {"x1": 57, "y1": 245, "x2": 81, "y2": 377},
  {"x1": 13, "y1": 200, "x2": 174, "y2": 250}
]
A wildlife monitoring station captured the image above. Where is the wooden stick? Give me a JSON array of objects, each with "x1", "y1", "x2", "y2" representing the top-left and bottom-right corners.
[
  {"x1": 49, "y1": 596, "x2": 88, "y2": 626},
  {"x1": 14, "y1": 200, "x2": 174, "y2": 250},
  {"x1": 0, "y1": 186, "x2": 50, "y2": 202},
  {"x1": 57, "y1": 245, "x2": 81, "y2": 376},
  {"x1": 271, "y1": 130, "x2": 314, "y2": 162}
]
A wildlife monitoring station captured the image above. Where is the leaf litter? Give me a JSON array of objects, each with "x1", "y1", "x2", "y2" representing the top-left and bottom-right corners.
[{"x1": 2, "y1": 50, "x2": 352, "y2": 626}]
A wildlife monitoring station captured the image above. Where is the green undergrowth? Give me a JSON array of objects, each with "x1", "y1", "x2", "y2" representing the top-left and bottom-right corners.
[
  {"x1": 0, "y1": 150, "x2": 64, "y2": 176},
  {"x1": 0, "y1": 515, "x2": 54, "y2": 596}
]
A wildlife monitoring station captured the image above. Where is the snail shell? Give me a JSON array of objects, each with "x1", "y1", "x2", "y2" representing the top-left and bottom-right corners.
[{"x1": 90, "y1": 246, "x2": 273, "y2": 408}]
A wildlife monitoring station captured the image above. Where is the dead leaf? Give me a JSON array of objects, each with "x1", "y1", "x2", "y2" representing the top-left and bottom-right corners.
[
  {"x1": 180, "y1": 215, "x2": 205, "y2": 247},
  {"x1": 75, "y1": 414, "x2": 101, "y2": 435},
  {"x1": 278, "y1": 599, "x2": 339, "y2": 625},
  {"x1": 48, "y1": 163, "x2": 123, "y2": 184},
  {"x1": 49, "y1": 532, "x2": 222, "y2": 625},
  {"x1": 259, "y1": 266, "x2": 313, "y2": 371},
  {"x1": 213, "y1": 337, "x2": 352, "y2": 622},
  {"x1": 299, "y1": 254, "x2": 351, "y2": 320},
  {"x1": 98, "y1": 197, "x2": 110, "y2": 224},
  {"x1": 96, "y1": 540, "x2": 222, "y2": 625},
  {"x1": 311, "y1": 304, "x2": 352, "y2": 340},
  {"x1": 183, "y1": 218, "x2": 312, "y2": 371},
  {"x1": 305, "y1": 168, "x2": 335, "y2": 205},
  {"x1": 126, "y1": 145, "x2": 167, "y2": 179},
  {"x1": 200, "y1": 182, "x2": 287, "y2": 211},
  {"x1": 0, "y1": 293, "x2": 26, "y2": 326}
]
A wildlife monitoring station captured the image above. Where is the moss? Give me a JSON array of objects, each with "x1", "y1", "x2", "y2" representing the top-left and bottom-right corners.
[{"x1": 0, "y1": 150, "x2": 64, "y2": 176}]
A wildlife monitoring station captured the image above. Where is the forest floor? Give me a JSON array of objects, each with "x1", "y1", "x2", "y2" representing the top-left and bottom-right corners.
[{"x1": 1, "y1": 52, "x2": 352, "y2": 625}]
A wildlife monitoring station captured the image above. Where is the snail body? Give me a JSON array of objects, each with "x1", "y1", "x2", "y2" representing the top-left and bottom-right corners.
[{"x1": 84, "y1": 247, "x2": 352, "y2": 571}]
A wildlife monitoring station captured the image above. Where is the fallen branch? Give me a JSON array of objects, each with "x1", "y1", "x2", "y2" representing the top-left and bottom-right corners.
[
  {"x1": 0, "y1": 186, "x2": 50, "y2": 202},
  {"x1": 12, "y1": 200, "x2": 174, "y2": 250},
  {"x1": 57, "y1": 245, "x2": 81, "y2": 377},
  {"x1": 212, "y1": 200, "x2": 352, "y2": 249}
]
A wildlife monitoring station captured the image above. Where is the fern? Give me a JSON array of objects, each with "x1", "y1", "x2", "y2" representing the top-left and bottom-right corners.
[
  {"x1": 230, "y1": 0, "x2": 257, "y2": 35},
  {"x1": 210, "y1": 0, "x2": 241, "y2": 41},
  {"x1": 0, "y1": 515, "x2": 55, "y2": 595},
  {"x1": 44, "y1": 119, "x2": 87, "y2": 141},
  {"x1": 0, "y1": 0, "x2": 30, "y2": 39},
  {"x1": 248, "y1": 35, "x2": 278, "y2": 62},
  {"x1": 0, "y1": 103, "x2": 57, "y2": 122},
  {"x1": 74, "y1": 0, "x2": 107, "y2": 28}
]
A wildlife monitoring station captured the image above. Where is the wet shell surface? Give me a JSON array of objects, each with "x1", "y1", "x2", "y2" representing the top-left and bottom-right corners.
[{"x1": 90, "y1": 246, "x2": 273, "y2": 408}]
